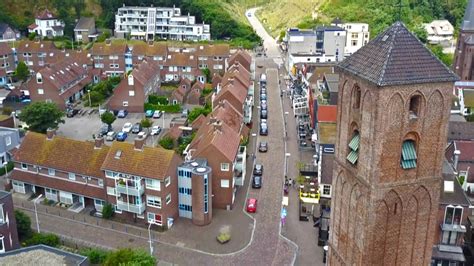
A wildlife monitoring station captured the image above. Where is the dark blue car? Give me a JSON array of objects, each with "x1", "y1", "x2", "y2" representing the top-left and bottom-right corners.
[{"x1": 116, "y1": 131, "x2": 128, "y2": 141}]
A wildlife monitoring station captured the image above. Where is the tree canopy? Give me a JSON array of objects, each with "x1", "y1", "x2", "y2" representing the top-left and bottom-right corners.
[
  {"x1": 14, "y1": 61, "x2": 29, "y2": 82},
  {"x1": 101, "y1": 112, "x2": 116, "y2": 126},
  {"x1": 19, "y1": 102, "x2": 65, "y2": 133}
]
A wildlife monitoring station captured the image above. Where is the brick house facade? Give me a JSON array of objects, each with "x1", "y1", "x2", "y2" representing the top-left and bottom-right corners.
[
  {"x1": 454, "y1": 0, "x2": 474, "y2": 81},
  {"x1": 0, "y1": 191, "x2": 20, "y2": 253},
  {"x1": 328, "y1": 22, "x2": 459, "y2": 265}
]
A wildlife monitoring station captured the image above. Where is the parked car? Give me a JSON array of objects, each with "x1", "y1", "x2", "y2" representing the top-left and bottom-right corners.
[
  {"x1": 153, "y1": 110, "x2": 162, "y2": 118},
  {"x1": 138, "y1": 131, "x2": 147, "y2": 139},
  {"x1": 260, "y1": 123, "x2": 268, "y2": 135},
  {"x1": 99, "y1": 124, "x2": 111, "y2": 137},
  {"x1": 116, "y1": 131, "x2": 128, "y2": 141},
  {"x1": 145, "y1": 110, "x2": 154, "y2": 118},
  {"x1": 117, "y1": 109, "x2": 128, "y2": 118},
  {"x1": 105, "y1": 131, "x2": 117, "y2": 141},
  {"x1": 253, "y1": 164, "x2": 264, "y2": 176},
  {"x1": 3, "y1": 84, "x2": 14, "y2": 90},
  {"x1": 246, "y1": 198, "x2": 257, "y2": 213},
  {"x1": 150, "y1": 125, "x2": 162, "y2": 136},
  {"x1": 261, "y1": 102, "x2": 267, "y2": 110},
  {"x1": 252, "y1": 175, "x2": 262, "y2": 189},
  {"x1": 260, "y1": 88, "x2": 267, "y2": 95},
  {"x1": 66, "y1": 109, "x2": 79, "y2": 118},
  {"x1": 131, "y1": 123, "x2": 142, "y2": 134},
  {"x1": 261, "y1": 94, "x2": 267, "y2": 100},
  {"x1": 182, "y1": 109, "x2": 189, "y2": 118},
  {"x1": 258, "y1": 141, "x2": 268, "y2": 152},
  {"x1": 260, "y1": 109, "x2": 267, "y2": 119},
  {"x1": 122, "y1": 122, "x2": 133, "y2": 133}
]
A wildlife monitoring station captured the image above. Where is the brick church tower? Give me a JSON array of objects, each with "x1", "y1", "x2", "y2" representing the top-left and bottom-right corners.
[
  {"x1": 454, "y1": 0, "x2": 474, "y2": 80},
  {"x1": 328, "y1": 22, "x2": 459, "y2": 265}
]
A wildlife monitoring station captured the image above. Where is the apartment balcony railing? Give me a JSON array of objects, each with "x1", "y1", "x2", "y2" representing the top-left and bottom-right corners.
[
  {"x1": 116, "y1": 200, "x2": 145, "y2": 214},
  {"x1": 116, "y1": 183, "x2": 144, "y2": 197}
]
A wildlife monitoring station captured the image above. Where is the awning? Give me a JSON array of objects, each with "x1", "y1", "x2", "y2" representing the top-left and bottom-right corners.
[
  {"x1": 347, "y1": 150, "x2": 358, "y2": 164},
  {"x1": 401, "y1": 140, "x2": 417, "y2": 169},
  {"x1": 348, "y1": 133, "x2": 360, "y2": 151}
]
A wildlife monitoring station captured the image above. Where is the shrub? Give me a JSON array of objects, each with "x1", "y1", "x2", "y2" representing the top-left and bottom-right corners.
[
  {"x1": 24, "y1": 232, "x2": 60, "y2": 247},
  {"x1": 217, "y1": 232, "x2": 231, "y2": 244},
  {"x1": 0, "y1": 161, "x2": 14, "y2": 176},
  {"x1": 15, "y1": 210, "x2": 32, "y2": 241},
  {"x1": 148, "y1": 95, "x2": 168, "y2": 105},
  {"x1": 104, "y1": 248, "x2": 156, "y2": 266},
  {"x1": 2, "y1": 107, "x2": 12, "y2": 116},
  {"x1": 144, "y1": 103, "x2": 181, "y2": 113},
  {"x1": 159, "y1": 137, "x2": 174, "y2": 150},
  {"x1": 102, "y1": 203, "x2": 114, "y2": 219},
  {"x1": 80, "y1": 248, "x2": 110, "y2": 264}
]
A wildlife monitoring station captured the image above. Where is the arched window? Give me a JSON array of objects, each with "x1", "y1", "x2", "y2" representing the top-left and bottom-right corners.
[
  {"x1": 352, "y1": 86, "x2": 361, "y2": 109},
  {"x1": 347, "y1": 130, "x2": 360, "y2": 165},
  {"x1": 409, "y1": 95, "x2": 421, "y2": 118},
  {"x1": 401, "y1": 140, "x2": 417, "y2": 169}
]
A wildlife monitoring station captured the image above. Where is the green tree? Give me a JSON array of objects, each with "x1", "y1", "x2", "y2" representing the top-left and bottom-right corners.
[
  {"x1": 14, "y1": 61, "x2": 29, "y2": 82},
  {"x1": 104, "y1": 248, "x2": 156, "y2": 266},
  {"x1": 412, "y1": 24, "x2": 427, "y2": 43},
  {"x1": 429, "y1": 44, "x2": 454, "y2": 67},
  {"x1": 101, "y1": 112, "x2": 116, "y2": 127},
  {"x1": 140, "y1": 118, "x2": 153, "y2": 133},
  {"x1": 101, "y1": 203, "x2": 114, "y2": 219},
  {"x1": 19, "y1": 102, "x2": 65, "y2": 133},
  {"x1": 188, "y1": 106, "x2": 211, "y2": 123},
  {"x1": 80, "y1": 248, "x2": 110, "y2": 264},
  {"x1": 159, "y1": 136, "x2": 174, "y2": 150},
  {"x1": 15, "y1": 210, "x2": 32, "y2": 241},
  {"x1": 202, "y1": 68, "x2": 211, "y2": 83}
]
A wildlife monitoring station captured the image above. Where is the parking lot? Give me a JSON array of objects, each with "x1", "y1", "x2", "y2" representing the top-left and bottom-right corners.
[{"x1": 56, "y1": 111, "x2": 182, "y2": 146}]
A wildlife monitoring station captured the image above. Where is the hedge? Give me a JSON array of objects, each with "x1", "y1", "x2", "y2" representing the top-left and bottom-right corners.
[
  {"x1": 144, "y1": 103, "x2": 181, "y2": 113},
  {"x1": 24, "y1": 232, "x2": 60, "y2": 247},
  {"x1": 0, "y1": 161, "x2": 14, "y2": 176},
  {"x1": 148, "y1": 95, "x2": 169, "y2": 105}
]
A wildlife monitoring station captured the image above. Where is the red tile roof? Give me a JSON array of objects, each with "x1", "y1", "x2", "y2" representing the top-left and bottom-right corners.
[
  {"x1": 36, "y1": 9, "x2": 57, "y2": 20},
  {"x1": 317, "y1": 105, "x2": 337, "y2": 123}
]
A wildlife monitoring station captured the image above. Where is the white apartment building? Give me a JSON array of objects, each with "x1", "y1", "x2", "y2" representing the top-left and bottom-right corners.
[
  {"x1": 340, "y1": 23, "x2": 370, "y2": 56},
  {"x1": 28, "y1": 9, "x2": 65, "y2": 38},
  {"x1": 114, "y1": 5, "x2": 211, "y2": 42}
]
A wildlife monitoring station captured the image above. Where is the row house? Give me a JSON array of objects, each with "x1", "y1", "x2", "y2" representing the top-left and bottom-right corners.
[
  {"x1": 90, "y1": 41, "x2": 128, "y2": 77},
  {"x1": 25, "y1": 58, "x2": 91, "y2": 109},
  {"x1": 0, "y1": 191, "x2": 20, "y2": 253},
  {"x1": 127, "y1": 41, "x2": 168, "y2": 72},
  {"x1": 28, "y1": 9, "x2": 64, "y2": 38},
  {"x1": 0, "y1": 43, "x2": 15, "y2": 85},
  {"x1": 74, "y1": 17, "x2": 98, "y2": 44},
  {"x1": 196, "y1": 44, "x2": 230, "y2": 76},
  {"x1": 186, "y1": 119, "x2": 242, "y2": 210},
  {"x1": 162, "y1": 51, "x2": 202, "y2": 82},
  {"x1": 9, "y1": 130, "x2": 182, "y2": 228},
  {"x1": 108, "y1": 59, "x2": 160, "y2": 112},
  {"x1": 0, "y1": 23, "x2": 19, "y2": 43},
  {"x1": 227, "y1": 50, "x2": 252, "y2": 73}
]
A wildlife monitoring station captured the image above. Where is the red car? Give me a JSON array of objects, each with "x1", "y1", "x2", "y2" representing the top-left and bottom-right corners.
[{"x1": 246, "y1": 198, "x2": 257, "y2": 213}]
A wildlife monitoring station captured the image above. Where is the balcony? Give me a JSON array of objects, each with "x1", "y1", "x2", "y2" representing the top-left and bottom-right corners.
[
  {"x1": 234, "y1": 146, "x2": 247, "y2": 186},
  {"x1": 116, "y1": 183, "x2": 144, "y2": 197},
  {"x1": 116, "y1": 200, "x2": 145, "y2": 214},
  {"x1": 441, "y1": 223, "x2": 466, "y2": 233}
]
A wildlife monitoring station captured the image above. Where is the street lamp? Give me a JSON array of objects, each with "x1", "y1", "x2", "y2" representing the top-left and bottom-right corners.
[
  {"x1": 148, "y1": 222, "x2": 155, "y2": 255},
  {"x1": 87, "y1": 89, "x2": 91, "y2": 107},
  {"x1": 3, "y1": 161, "x2": 8, "y2": 178},
  {"x1": 33, "y1": 194, "x2": 43, "y2": 233},
  {"x1": 162, "y1": 111, "x2": 165, "y2": 129}
]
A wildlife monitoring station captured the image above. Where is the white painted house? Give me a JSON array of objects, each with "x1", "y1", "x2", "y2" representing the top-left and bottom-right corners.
[{"x1": 28, "y1": 9, "x2": 65, "y2": 38}]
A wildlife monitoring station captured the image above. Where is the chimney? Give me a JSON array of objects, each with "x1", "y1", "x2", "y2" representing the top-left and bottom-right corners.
[
  {"x1": 95, "y1": 136, "x2": 104, "y2": 149},
  {"x1": 128, "y1": 74, "x2": 134, "y2": 86},
  {"x1": 46, "y1": 128, "x2": 56, "y2": 140},
  {"x1": 228, "y1": 77, "x2": 234, "y2": 85},
  {"x1": 213, "y1": 120, "x2": 222, "y2": 132},
  {"x1": 209, "y1": 114, "x2": 217, "y2": 124},
  {"x1": 134, "y1": 136, "x2": 145, "y2": 151},
  {"x1": 454, "y1": 150, "x2": 461, "y2": 170},
  {"x1": 218, "y1": 100, "x2": 225, "y2": 108}
]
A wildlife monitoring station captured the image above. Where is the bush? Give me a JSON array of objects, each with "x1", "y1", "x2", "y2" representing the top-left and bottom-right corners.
[
  {"x1": 188, "y1": 106, "x2": 212, "y2": 123},
  {"x1": 0, "y1": 161, "x2": 13, "y2": 176},
  {"x1": 144, "y1": 103, "x2": 181, "y2": 113},
  {"x1": 24, "y1": 232, "x2": 60, "y2": 247},
  {"x1": 159, "y1": 137, "x2": 174, "y2": 150},
  {"x1": 2, "y1": 107, "x2": 12, "y2": 116},
  {"x1": 217, "y1": 232, "x2": 231, "y2": 244},
  {"x1": 104, "y1": 248, "x2": 155, "y2": 266},
  {"x1": 15, "y1": 210, "x2": 32, "y2": 241},
  {"x1": 148, "y1": 95, "x2": 169, "y2": 105},
  {"x1": 80, "y1": 248, "x2": 110, "y2": 264},
  {"x1": 102, "y1": 203, "x2": 114, "y2": 219}
]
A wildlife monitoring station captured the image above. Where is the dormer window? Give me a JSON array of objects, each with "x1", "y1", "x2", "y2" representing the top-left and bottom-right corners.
[
  {"x1": 401, "y1": 140, "x2": 417, "y2": 169},
  {"x1": 36, "y1": 73, "x2": 42, "y2": 84},
  {"x1": 347, "y1": 131, "x2": 360, "y2": 165},
  {"x1": 409, "y1": 95, "x2": 421, "y2": 118},
  {"x1": 444, "y1": 205, "x2": 463, "y2": 225}
]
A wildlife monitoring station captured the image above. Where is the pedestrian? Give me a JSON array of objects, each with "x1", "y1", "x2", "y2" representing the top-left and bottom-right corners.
[{"x1": 292, "y1": 179, "x2": 296, "y2": 188}]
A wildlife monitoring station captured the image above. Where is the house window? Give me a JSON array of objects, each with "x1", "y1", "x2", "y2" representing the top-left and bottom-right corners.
[
  {"x1": 123, "y1": 101, "x2": 129, "y2": 107},
  {"x1": 204, "y1": 174, "x2": 208, "y2": 213},
  {"x1": 146, "y1": 195, "x2": 162, "y2": 208},
  {"x1": 5, "y1": 136, "x2": 11, "y2": 146},
  {"x1": 346, "y1": 131, "x2": 360, "y2": 165},
  {"x1": 220, "y1": 163, "x2": 230, "y2": 171},
  {"x1": 0, "y1": 235, "x2": 4, "y2": 253},
  {"x1": 401, "y1": 140, "x2": 417, "y2": 169},
  {"x1": 48, "y1": 168, "x2": 55, "y2": 176},
  {"x1": 94, "y1": 199, "x2": 104, "y2": 206},
  {"x1": 45, "y1": 188, "x2": 58, "y2": 201},
  {"x1": 147, "y1": 212, "x2": 162, "y2": 225},
  {"x1": 145, "y1": 178, "x2": 160, "y2": 191},
  {"x1": 352, "y1": 40, "x2": 357, "y2": 46},
  {"x1": 221, "y1": 179, "x2": 230, "y2": 188},
  {"x1": 106, "y1": 186, "x2": 116, "y2": 196},
  {"x1": 352, "y1": 86, "x2": 361, "y2": 109},
  {"x1": 166, "y1": 193, "x2": 171, "y2": 205},
  {"x1": 98, "y1": 179, "x2": 104, "y2": 187},
  {"x1": 68, "y1": 172, "x2": 76, "y2": 181},
  {"x1": 442, "y1": 230, "x2": 458, "y2": 245},
  {"x1": 114, "y1": 205, "x2": 122, "y2": 214},
  {"x1": 409, "y1": 95, "x2": 421, "y2": 118},
  {"x1": 38, "y1": 89, "x2": 44, "y2": 95},
  {"x1": 129, "y1": 90, "x2": 135, "y2": 96},
  {"x1": 323, "y1": 185, "x2": 331, "y2": 196},
  {"x1": 20, "y1": 163, "x2": 27, "y2": 170},
  {"x1": 444, "y1": 205, "x2": 463, "y2": 225},
  {"x1": 0, "y1": 204, "x2": 4, "y2": 224},
  {"x1": 165, "y1": 176, "x2": 171, "y2": 187}
]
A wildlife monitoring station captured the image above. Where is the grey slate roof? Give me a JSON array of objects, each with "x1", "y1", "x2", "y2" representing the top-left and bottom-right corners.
[
  {"x1": 0, "y1": 23, "x2": 12, "y2": 35},
  {"x1": 462, "y1": 0, "x2": 474, "y2": 31},
  {"x1": 75, "y1": 17, "x2": 95, "y2": 31},
  {"x1": 337, "y1": 21, "x2": 459, "y2": 87},
  {"x1": 448, "y1": 121, "x2": 474, "y2": 141}
]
